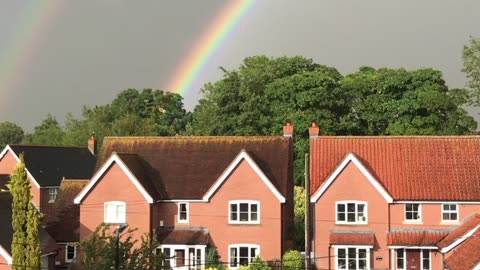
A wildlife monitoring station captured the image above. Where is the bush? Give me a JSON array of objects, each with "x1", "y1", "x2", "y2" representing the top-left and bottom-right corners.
[
  {"x1": 249, "y1": 256, "x2": 270, "y2": 270},
  {"x1": 283, "y1": 250, "x2": 304, "y2": 270}
]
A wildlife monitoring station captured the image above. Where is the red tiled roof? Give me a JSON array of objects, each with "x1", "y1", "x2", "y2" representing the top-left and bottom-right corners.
[
  {"x1": 330, "y1": 231, "x2": 375, "y2": 246},
  {"x1": 310, "y1": 136, "x2": 480, "y2": 200},
  {"x1": 98, "y1": 136, "x2": 293, "y2": 200},
  {"x1": 157, "y1": 227, "x2": 210, "y2": 245},
  {"x1": 445, "y1": 231, "x2": 480, "y2": 270},
  {"x1": 388, "y1": 229, "x2": 449, "y2": 246},
  {"x1": 438, "y1": 214, "x2": 480, "y2": 250},
  {"x1": 45, "y1": 179, "x2": 89, "y2": 242}
]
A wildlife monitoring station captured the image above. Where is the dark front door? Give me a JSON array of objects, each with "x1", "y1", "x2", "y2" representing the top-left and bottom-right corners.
[{"x1": 406, "y1": 249, "x2": 421, "y2": 270}]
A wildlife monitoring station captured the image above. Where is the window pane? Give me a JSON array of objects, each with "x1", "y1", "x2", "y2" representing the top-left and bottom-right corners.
[
  {"x1": 347, "y1": 213, "x2": 356, "y2": 222},
  {"x1": 338, "y1": 213, "x2": 345, "y2": 221},
  {"x1": 358, "y1": 249, "x2": 366, "y2": 258},
  {"x1": 338, "y1": 248, "x2": 346, "y2": 258},
  {"x1": 406, "y1": 204, "x2": 413, "y2": 211},
  {"x1": 239, "y1": 247, "x2": 249, "y2": 265},
  {"x1": 442, "y1": 213, "x2": 449, "y2": 220},
  {"x1": 240, "y1": 212, "x2": 249, "y2": 221},
  {"x1": 251, "y1": 204, "x2": 257, "y2": 212},
  {"x1": 413, "y1": 204, "x2": 419, "y2": 211},
  {"x1": 357, "y1": 204, "x2": 365, "y2": 213},
  {"x1": 251, "y1": 204, "x2": 258, "y2": 221},
  {"x1": 240, "y1": 203, "x2": 249, "y2": 212},
  {"x1": 337, "y1": 204, "x2": 345, "y2": 212},
  {"x1": 230, "y1": 248, "x2": 237, "y2": 267},
  {"x1": 451, "y1": 213, "x2": 458, "y2": 220},
  {"x1": 230, "y1": 204, "x2": 237, "y2": 221},
  {"x1": 251, "y1": 212, "x2": 258, "y2": 221},
  {"x1": 347, "y1": 203, "x2": 355, "y2": 212}
]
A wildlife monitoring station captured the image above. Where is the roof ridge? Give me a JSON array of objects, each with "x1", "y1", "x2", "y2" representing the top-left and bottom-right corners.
[
  {"x1": 316, "y1": 135, "x2": 480, "y2": 139},
  {"x1": 10, "y1": 144, "x2": 88, "y2": 149},
  {"x1": 390, "y1": 228, "x2": 451, "y2": 233},
  {"x1": 104, "y1": 136, "x2": 286, "y2": 140}
]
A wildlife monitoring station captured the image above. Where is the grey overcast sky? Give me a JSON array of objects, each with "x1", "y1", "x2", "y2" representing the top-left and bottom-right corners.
[{"x1": 1, "y1": 1, "x2": 480, "y2": 131}]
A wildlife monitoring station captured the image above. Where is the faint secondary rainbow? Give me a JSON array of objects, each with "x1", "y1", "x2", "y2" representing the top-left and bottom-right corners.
[
  {"x1": 166, "y1": 0, "x2": 254, "y2": 96},
  {"x1": 0, "y1": 2, "x2": 62, "y2": 113}
]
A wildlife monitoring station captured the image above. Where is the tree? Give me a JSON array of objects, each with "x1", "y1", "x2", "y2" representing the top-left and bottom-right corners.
[
  {"x1": 29, "y1": 114, "x2": 65, "y2": 145},
  {"x1": 79, "y1": 224, "x2": 166, "y2": 270},
  {"x1": 0, "y1": 121, "x2": 24, "y2": 147},
  {"x1": 463, "y1": 36, "x2": 480, "y2": 105},
  {"x1": 7, "y1": 154, "x2": 41, "y2": 270},
  {"x1": 282, "y1": 250, "x2": 304, "y2": 270},
  {"x1": 293, "y1": 186, "x2": 305, "y2": 250}
]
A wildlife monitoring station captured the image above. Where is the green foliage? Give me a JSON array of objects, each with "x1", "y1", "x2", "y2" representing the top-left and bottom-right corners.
[
  {"x1": 7, "y1": 154, "x2": 41, "y2": 270},
  {"x1": 0, "y1": 121, "x2": 24, "y2": 147},
  {"x1": 294, "y1": 186, "x2": 305, "y2": 250},
  {"x1": 28, "y1": 114, "x2": 65, "y2": 145},
  {"x1": 249, "y1": 256, "x2": 270, "y2": 270},
  {"x1": 282, "y1": 250, "x2": 304, "y2": 270},
  {"x1": 463, "y1": 36, "x2": 480, "y2": 105},
  {"x1": 79, "y1": 223, "x2": 166, "y2": 270}
]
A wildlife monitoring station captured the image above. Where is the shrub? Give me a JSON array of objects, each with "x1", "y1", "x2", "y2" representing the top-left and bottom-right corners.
[
  {"x1": 249, "y1": 256, "x2": 270, "y2": 270},
  {"x1": 282, "y1": 250, "x2": 304, "y2": 270}
]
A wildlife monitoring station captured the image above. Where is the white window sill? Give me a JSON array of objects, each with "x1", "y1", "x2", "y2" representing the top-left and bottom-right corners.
[
  {"x1": 228, "y1": 221, "x2": 260, "y2": 225},
  {"x1": 403, "y1": 220, "x2": 423, "y2": 225},
  {"x1": 335, "y1": 221, "x2": 368, "y2": 225},
  {"x1": 104, "y1": 220, "x2": 126, "y2": 224},
  {"x1": 48, "y1": 200, "x2": 55, "y2": 204},
  {"x1": 178, "y1": 220, "x2": 189, "y2": 224},
  {"x1": 440, "y1": 220, "x2": 459, "y2": 225}
]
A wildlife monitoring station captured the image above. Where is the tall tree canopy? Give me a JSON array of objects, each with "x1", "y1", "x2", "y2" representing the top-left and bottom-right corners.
[
  {"x1": 0, "y1": 121, "x2": 24, "y2": 147},
  {"x1": 463, "y1": 36, "x2": 480, "y2": 105},
  {"x1": 26, "y1": 114, "x2": 65, "y2": 145},
  {"x1": 63, "y1": 88, "x2": 188, "y2": 148},
  {"x1": 192, "y1": 56, "x2": 476, "y2": 184}
]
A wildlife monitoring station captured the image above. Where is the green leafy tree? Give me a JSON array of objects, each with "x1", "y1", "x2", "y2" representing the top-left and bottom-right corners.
[
  {"x1": 463, "y1": 36, "x2": 480, "y2": 105},
  {"x1": 29, "y1": 114, "x2": 65, "y2": 145},
  {"x1": 0, "y1": 121, "x2": 24, "y2": 147},
  {"x1": 294, "y1": 186, "x2": 306, "y2": 250},
  {"x1": 282, "y1": 250, "x2": 304, "y2": 270},
  {"x1": 7, "y1": 154, "x2": 41, "y2": 270},
  {"x1": 79, "y1": 224, "x2": 166, "y2": 270}
]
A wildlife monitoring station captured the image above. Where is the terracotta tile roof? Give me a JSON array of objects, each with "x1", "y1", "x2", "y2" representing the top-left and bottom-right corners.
[
  {"x1": 9, "y1": 145, "x2": 96, "y2": 187},
  {"x1": 157, "y1": 227, "x2": 210, "y2": 245},
  {"x1": 438, "y1": 214, "x2": 480, "y2": 250},
  {"x1": 445, "y1": 231, "x2": 480, "y2": 270},
  {"x1": 329, "y1": 231, "x2": 375, "y2": 246},
  {"x1": 97, "y1": 136, "x2": 293, "y2": 200},
  {"x1": 310, "y1": 136, "x2": 480, "y2": 200},
  {"x1": 0, "y1": 174, "x2": 9, "y2": 190},
  {"x1": 388, "y1": 229, "x2": 449, "y2": 246},
  {"x1": 45, "y1": 179, "x2": 89, "y2": 242}
]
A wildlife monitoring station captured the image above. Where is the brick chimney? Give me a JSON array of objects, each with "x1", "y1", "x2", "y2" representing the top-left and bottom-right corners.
[
  {"x1": 88, "y1": 133, "x2": 97, "y2": 155},
  {"x1": 309, "y1": 121, "x2": 320, "y2": 138},
  {"x1": 283, "y1": 120, "x2": 294, "y2": 138}
]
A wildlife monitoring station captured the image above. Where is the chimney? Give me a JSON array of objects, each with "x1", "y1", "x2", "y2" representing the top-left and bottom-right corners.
[
  {"x1": 309, "y1": 121, "x2": 320, "y2": 138},
  {"x1": 283, "y1": 120, "x2": 294, "y2": 138},
  {"x1": 88, "y1": 133, "x2": 97, "y2": 155}
]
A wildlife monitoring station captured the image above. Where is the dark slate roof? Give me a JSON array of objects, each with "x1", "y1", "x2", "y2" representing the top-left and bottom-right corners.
[
  {"x1": 9, "y1": 145, "x2": 96, "y2": 187},
  {"x1": 0, "y1": 192, "x2": 13, "y2": 254},
  {"x1": 0, "y1": 175, "x2": 9, "y2": 190},
  {"x1": 45, "y1": 179, "x2": 89, "y2": 242},
  {"x1": 97, "y1": 136, "x2": 293, "y2": 200},
  {"x1": 157, "y1": 227, "x2": 210, "y2": 245}
]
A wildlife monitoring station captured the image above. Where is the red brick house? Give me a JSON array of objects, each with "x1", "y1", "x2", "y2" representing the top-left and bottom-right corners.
[
  {"x1": 0, "y1": 142, "x2": 96, "y2": 268},
  {"x1": 74, "y1": 129, "x2": 294, "y2": 269},
  {"x1": 308, "y1": 124, "x2": 480, "y2": 270}
]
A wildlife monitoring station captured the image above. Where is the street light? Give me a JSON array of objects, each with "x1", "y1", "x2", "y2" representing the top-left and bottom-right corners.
[{"x1": 114, "y1": 224, "x2": 128, "y2": 270}]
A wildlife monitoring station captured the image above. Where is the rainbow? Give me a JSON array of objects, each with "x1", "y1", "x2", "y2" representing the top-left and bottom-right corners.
[
  {"x1": 0, "y1": 2, "x2": 63, "y2": 114},
  {"x1": 166, "y1": 0, "x2": 254, "y2": 96}
]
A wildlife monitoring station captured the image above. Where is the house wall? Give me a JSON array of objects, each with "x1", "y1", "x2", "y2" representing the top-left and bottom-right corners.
[
  {"x1": 314, "y1": 161, "x2": 390, "y2": 270},
  {"x1": 79, "y1": 163, "x2": 151, "y2": 244},
  {"x1": 155, "y1": 159, "x2": 284, "y2": 263},
  {"x1": 0, "y1": 150, "x2": 41, "y2": 208},
  {"x1": 0, "y1": 253, "x2": 10, "y2": 270}
]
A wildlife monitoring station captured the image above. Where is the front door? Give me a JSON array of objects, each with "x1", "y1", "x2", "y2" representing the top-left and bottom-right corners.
[{"x1": 406, "y1": 249, "x2": 420, "y2": 270}]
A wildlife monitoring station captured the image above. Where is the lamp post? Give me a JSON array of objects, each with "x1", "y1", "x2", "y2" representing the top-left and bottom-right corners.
[{"x1": 114, "y1": 224, "x2": 128, "y2": 270}]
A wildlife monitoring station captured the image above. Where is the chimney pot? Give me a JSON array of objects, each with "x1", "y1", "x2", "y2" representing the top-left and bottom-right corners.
[
  {"x1": 88, "y1": 133, "x2": 97, "y2": 155},
  {"x1": 309, "y1": 121, "x2": 320, "y2": 138},
  {"x1": 283, "y1": 120, "x2": 294, "y2": 138}
]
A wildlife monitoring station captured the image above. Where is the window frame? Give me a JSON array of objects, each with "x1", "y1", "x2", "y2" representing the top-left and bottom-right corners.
[
  {"x1": 396, "y1": 249, "x2": 405, "y2": 270},
  {"x1": 335, "y1": 201, "x2": 368, "y2": 225},
  {"x1": 441, "y1": 203, "x2": 459, "y2": 222},
  {"x1": 48, "y1": 187, "x2": 59, "y2": 203},
  {"x1": 104, "y1": 201, "x2": 126, "y2": 223},
  {"x1": 158, "y1": 244, "x2": 205, "y2": 269},
  {"x1": 228, "y1": 244, "x2": 260, "y2": 268},
  {"x1": 177, "y1": 202, "x2": 189, "y2": 223},
  {"x1": 421, "y1": 249, "x2": 431, "y2": 270},
  {"x1": 228, "y1": 200, "x2": 260, "y2": 224},
  {"x1": 334, "y1": 246, "x2": 370, "y2": 270},
  {"x1": 404, "y1": 203, "x2": 422, "y2": 222},
  {"x1": 65, "y1": 244, "x2": 76, "y2": 263}
]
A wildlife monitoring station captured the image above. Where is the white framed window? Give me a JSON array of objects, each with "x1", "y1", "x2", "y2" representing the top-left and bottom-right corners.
[
  {"x1": 159, "y1": 245, "x2": 205, "y2": 269},
  {"x1": 48, "y1": 187, "x2": 58, "y2": 203},
  {"x1": 336, "y1": 201, "x2": 367, "y2": 224},
  {"x1": 335, "y1": 246, "x2": 370, "y2": 270},
  {"x1": 178, "y1": 202, "x2": 189, "y2": 223},
  {"x1": 229, "y1": 200, "x2": 260, "y2": 224},
  {"x1": 229, "y1": 244, "x2": 260, "y2": 268},
  {"x1": 405, "y1": 203, "x2": 421, "y2": 222},
  {"x1": 104, "y1": 201, "x2": 126, "y2": 223},
  {"x1": 442, "y1": 204, "x2": 458, "y2": 222},
  {"x1": 396, "y1": 249, "x2": 405, "y2": 270},
  {"x1": 421, "y1": 250, "x2": 430, "y2": 270},
  {"x1": 65, "y1": 244, "x2": 76, "y2": 263}
]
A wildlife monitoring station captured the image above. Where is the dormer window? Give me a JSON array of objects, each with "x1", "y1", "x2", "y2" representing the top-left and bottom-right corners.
[{"x1": 336, "y1": 201, "x2": 367, "y2": 224}]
